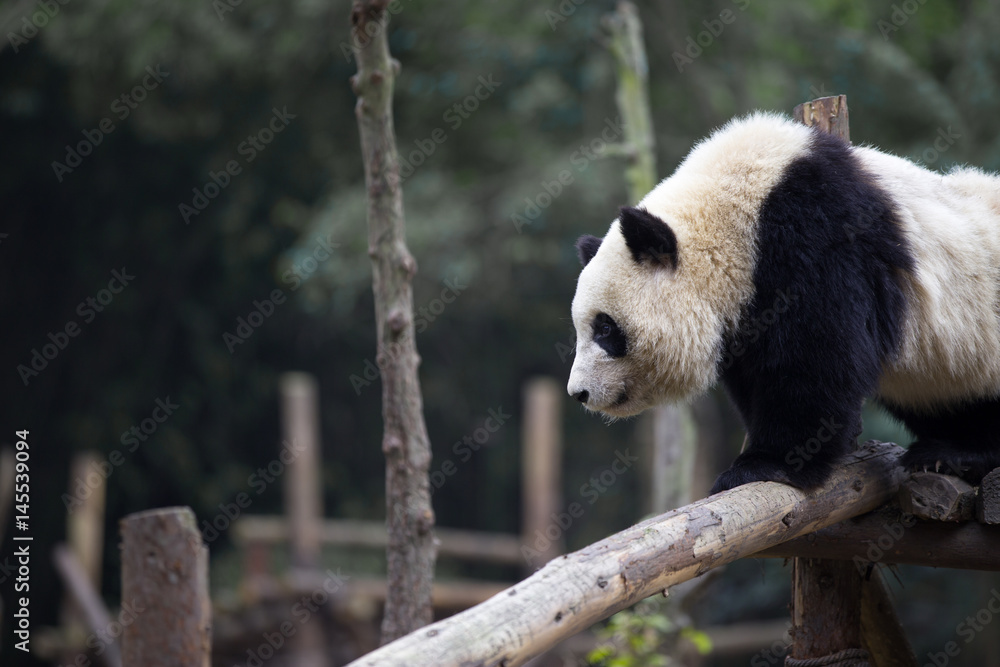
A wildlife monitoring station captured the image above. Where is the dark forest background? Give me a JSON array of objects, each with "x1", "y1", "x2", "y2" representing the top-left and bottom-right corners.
[{"x1": 2, "y1": 0, "x2": 1000, "y2": 664}]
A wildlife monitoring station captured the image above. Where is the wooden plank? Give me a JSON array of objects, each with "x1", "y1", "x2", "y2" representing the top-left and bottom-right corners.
[
  {"x1": 231, "y1": 517, "x2": 524, "y2": 565},
  {"x1": 346, "y1": 441, "x2": 904, "y2": 667},
  {"x1": 121, "y1": 507, "x2": 211, "y2": 667}
]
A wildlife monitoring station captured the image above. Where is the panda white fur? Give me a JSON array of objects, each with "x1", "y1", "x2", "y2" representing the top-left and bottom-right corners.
[{"x1": 567, "y1": 112, "x2": 1000, "y2": 493}]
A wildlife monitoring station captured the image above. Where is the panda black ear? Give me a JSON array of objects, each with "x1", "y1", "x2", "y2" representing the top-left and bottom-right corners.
[
  {"x1": 576, "y1": 235, "x2": 602, "y2": 266},
  {"x1": 619, "y1": 206, "x2": 677, "y2": 269}
]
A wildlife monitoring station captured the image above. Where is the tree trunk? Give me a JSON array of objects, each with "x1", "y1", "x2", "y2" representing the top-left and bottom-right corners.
[{"x1": 350, "y1": 0, "x2": 437, "y2": 644}]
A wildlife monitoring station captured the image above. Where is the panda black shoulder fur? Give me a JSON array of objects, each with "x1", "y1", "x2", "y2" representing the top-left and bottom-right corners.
[{"x1": 567, "y1": 112, "x2": 1000, "y2": 494}]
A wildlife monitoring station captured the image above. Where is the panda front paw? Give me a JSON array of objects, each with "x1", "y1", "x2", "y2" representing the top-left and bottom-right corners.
[
  {"x1": 709, "y1": 451, "x2": 830, "y2": 494},
  {"x1": 900, "y1": 439, "x2": 1000, "y2": 486}
]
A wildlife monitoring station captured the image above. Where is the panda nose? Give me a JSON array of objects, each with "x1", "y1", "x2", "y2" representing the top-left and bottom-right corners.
[{"x1": 573, "y1": 390, "x2": 589, "y2": 404}]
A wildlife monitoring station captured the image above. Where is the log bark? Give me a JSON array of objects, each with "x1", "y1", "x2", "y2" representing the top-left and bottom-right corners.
[
  {"x1": 789, "y1": 559, "x2": 863, "y2": 662},
  {"x1": 350, "y1": 0, "x2": 437, "y2": 643},
  {"x1": 976, "y1": 467, "x2": 1000, "y2": 524},
  {"x1": 754, "y1": 505, "x2": 1000, "y2": 570},
  {"x1": 346, "y1": 441, "x2": 905, "y2": 667},
  {"x1": 120, "y1": 507, "x2": 210, "y2": 667},
  {"x1": 898, "y1": 472, "x2": 975, "y2": 522}
]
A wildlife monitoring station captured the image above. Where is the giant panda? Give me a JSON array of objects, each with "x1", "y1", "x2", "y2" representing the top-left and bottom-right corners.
[{"x1": 567, "y1": 112, "x2": 1000, "y2": 494}]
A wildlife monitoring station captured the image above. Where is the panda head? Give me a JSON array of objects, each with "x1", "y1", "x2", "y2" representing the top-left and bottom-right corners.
[{"x1": 567, "y1": 205, "x2": 722, "y2": 418}]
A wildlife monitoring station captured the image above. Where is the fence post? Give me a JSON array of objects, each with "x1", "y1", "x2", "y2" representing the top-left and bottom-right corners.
[{"x1": 121, "y1": 506, "x2": 210, "y2": 667}]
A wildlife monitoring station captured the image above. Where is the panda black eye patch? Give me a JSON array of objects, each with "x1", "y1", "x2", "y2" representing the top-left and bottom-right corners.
[{"x1": 593, "y1": 313, "x2": 627, "y2": 358}]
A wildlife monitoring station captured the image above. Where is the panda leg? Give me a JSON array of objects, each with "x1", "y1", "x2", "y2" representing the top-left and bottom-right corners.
[
  {"x1": 711, "y1": 391, "x2": 865, "y2": 494},
  {"x1": 879, "y1": 397, "x2": 1000, "y2": 484}
]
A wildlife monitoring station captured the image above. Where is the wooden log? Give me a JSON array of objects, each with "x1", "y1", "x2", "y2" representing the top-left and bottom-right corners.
[
  {"x1": 346, "y1": 441, "x2": 905, "y2": 667},
  {"x1": 860, "y1": 570, "x2": 918, "y2": 667},
  {"x1": 976, "y1": 467, "x2": 1000, "y2": 524},
  {"x1": 350, "y1": 0, "x2": 437, "y2": 642},
  {"x1": 52, "y1": 544, "x2": 122, "y2": 667},
  {"x1": 793, "y1": 95, "x2": 850, "y2": 142},
  {"x1": 754, "y1": 506, "x2": 1000, "y2": 570},
  {"x1": 280, "y1": 372, "x2": 323, "y2": 570},
  {"x1": 788, "y1": 559, "x2": 864, "y2": 663},
  {"x1": 120, "y1": 507, "x2": 210, "y2": 667},
  {"x1": 232, "y1": 517, "x2": 524, "y2": 565},
  {"x1": 521, "y1": 377, "x2": 563, "y2": 567},
  {"x1": 898, "y1": 472, "x2": 975, "y2": 522}
]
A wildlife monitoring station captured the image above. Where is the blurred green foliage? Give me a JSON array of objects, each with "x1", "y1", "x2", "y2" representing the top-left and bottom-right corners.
[{"x1": 3, "y1": 0, "x2": 1000, "y2": 663}]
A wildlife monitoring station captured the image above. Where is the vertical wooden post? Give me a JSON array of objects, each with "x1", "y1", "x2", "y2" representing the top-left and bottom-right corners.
[
  {"x1": 280, "y1": 372, "x2": 323, "y2": 570},
  {"x1": 280, "y1": 372, "x2": 327, "y2": 667},
  {"x1": 67, "y1": 452, "x2": 106, "y2": 588},
  {"x1": 789, "y1": 558, "x2": 864, "y2": 662},
  {"x1": 121, "y1": 507, "x2": 211, "y2": 667},
  {"x1": 650, "y1": 404, "x2": 697, "y2": 513},
  {"x1": 786, "y1": 95, "x2": 876, "y2": 667},
  {"x1": 521, "y1": 377, "x2": 563, "y2": 568},
  {"x1": 61, "y1": 452, "x2": 107, "y2": 666}
]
